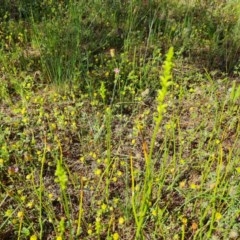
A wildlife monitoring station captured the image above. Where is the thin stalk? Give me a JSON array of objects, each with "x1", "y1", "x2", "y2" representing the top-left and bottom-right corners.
[
  {"x1": 135, "y1": 47, "x2": 174, "y2": 239},
  {"x1": 76, "y1": 177, "x2": 84, "y2": 236},
  {"x1": 38, "y1": 137, "x2": 47, "y2": 239}
]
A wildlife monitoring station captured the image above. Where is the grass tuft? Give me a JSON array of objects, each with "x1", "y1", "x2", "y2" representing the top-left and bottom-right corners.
[{"x1": 0, "y1": 1, "x2": 240, "y2": 239}]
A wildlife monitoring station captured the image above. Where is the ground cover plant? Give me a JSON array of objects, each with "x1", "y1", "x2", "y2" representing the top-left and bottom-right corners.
[{"x1": 0, "y1": 0, "x2": 240, "y2": 239}]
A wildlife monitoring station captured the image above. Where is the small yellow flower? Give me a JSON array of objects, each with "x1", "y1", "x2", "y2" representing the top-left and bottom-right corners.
[
  {"x1": 120, "y1": 161, "x2": 125, "y2": 166},
  {"x1": 17, "y1": 211, "x2": 24, "y2": 219},
  {"x1": 48, "y1": 193, "x2": 54, "y2": 200},
  {"x1": 135, "y1": 184, "x2": 140, "y2": 191},
  {"x1": 26, "y1": 174, "x2": 32, "y2": 180},
  {"x1": 190, "y1": 183, "x2": 199, "y2": 189},
  {"x1": 101, "y1": 203, "x2": 107, "y2": 211},
  {"x1": 179, "y1": 181, "x2": 186, "y2": 189},
  {"x1": 87, "y1": 229, "x2": 92, "y2": 235},
  {"x1": 110, "y1": 48, "x2": 115, "y2": 58},
  {"x1": 151, "y1": 209, "x2": 157, "y2": 217},
  {"x1": 50, "y1": 123, "x2": 57, "y2": 130},
  {"x1": 20, "y1": 195, "x2": 26, "y2": 202},
  {"x1": 22, "y1": 117, "x2": 29, "y2": 124},
  {"x1": 118, "y1": 217, "x2": 125, "y2": 225},
  {"x1": 112, "y1": 232, "x2": 119, "y2": 240},
  {"x1": 112, "y1": 177, "x2": 117, "y2": 182},
  {"x1": 80, "y1": 156, "x2": 85, "y2": 162},
  {"x1": 21, "y1": 108, "x2": 26, "y2": 115},
  {"x1": 189, "y1": 88, "x2": 195, "y2": 93},
  {"x1": 96, "y1": 217, "x2": 101, "y2": 222},
  {"x1": 215, "y1": 212, "x2": 222, "y2": 221},
  {"x1": 56, "y1": 236, "x2": 62, "y2": 240},
  {"x1": 30, "y1": 234, "x2": 37, "y2": 240},
  {"x1": 181, "y1": 217, "x2": 188, "y2": 225},
  {"x1": 180, "y1": 159, "x2": 185, "y2": 164},
  {"x1": 27, "y1": 201, "x2": 34, "y2": 209},
  {"x1": 95, "y1": 168, "x2": 102, "y2": 176},
  {"x1": 117, "y1": 170, "x2": 122, "y2": 177}
]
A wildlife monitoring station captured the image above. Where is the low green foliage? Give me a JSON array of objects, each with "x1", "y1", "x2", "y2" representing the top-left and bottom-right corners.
[{"x1": 0, "y1": 1, "x2": 240, "y2": 240}]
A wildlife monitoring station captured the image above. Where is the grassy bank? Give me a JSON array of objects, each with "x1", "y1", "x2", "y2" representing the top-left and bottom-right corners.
[{"x1": 0, "y1": 1, "x2": 240, "y2": 239}]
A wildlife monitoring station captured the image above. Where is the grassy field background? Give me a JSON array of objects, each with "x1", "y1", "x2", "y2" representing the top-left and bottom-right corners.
[{"x1": 0, "y1": 1, "x2": 240, "y2": 239}]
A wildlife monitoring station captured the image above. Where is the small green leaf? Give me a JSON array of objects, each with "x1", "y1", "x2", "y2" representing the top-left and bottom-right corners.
[{"x1": 235, "y1": 167, "x2": 240, "y2": 174}]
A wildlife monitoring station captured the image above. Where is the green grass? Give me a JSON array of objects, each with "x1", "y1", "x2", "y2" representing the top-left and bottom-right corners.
[{"x1": 0, "y1": 1, "x2": 240, "y2": 239}]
